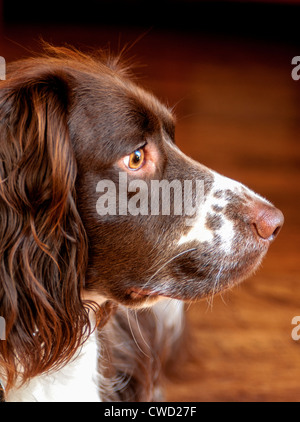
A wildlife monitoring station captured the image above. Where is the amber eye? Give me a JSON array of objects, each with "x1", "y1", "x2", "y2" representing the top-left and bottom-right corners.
[{"x1": 125, "y1": 148, "x2": 145, "y2": 170}]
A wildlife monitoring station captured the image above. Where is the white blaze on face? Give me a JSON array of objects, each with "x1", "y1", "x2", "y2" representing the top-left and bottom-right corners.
[
  {"x1": 178, "y1": 171, "x2": 248, "y2": 254},
  {"x1": 167, "y1": 140, "x2": 271, "y2": 255}
]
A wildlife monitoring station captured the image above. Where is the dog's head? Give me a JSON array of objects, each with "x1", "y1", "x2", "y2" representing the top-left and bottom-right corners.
[
  {"x1": 0, "y1": 46, "x2": 283, "y2": 388},
  {"x1": 65, "y1": 49, "x2": 283, "y2": 306}
]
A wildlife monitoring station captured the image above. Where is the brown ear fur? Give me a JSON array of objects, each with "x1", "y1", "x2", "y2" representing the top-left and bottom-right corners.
[{"x1": 0, "y1": 67, "x2": 90, "y2": 391}]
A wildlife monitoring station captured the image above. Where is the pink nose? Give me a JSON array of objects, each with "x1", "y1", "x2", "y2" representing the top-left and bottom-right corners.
[{"x1": 251, "y1": 203, "x2": 284, "y2": 241}]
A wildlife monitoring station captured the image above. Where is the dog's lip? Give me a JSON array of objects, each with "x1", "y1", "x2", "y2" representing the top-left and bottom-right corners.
[
  {"x1": 127, "y1": 287, "x2": 159, "y2": 300},
  {"x1": 127, "y1": 287, "x2": 182, "y2": 301}
]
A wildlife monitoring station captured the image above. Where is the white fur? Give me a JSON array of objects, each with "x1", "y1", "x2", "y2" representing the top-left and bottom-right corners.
[
  {"x1": 178, "y1": 170, "x2": 237, "y2": 253},
  {"x1": 152, "y1": 298, "x2": 184, "y2": 344},
  {"x1": 178, "y1": 166, "x2": 271, "y2": 254},
  {"x1": 5, "y1": 332, "x2": 101, "y2": 402},
  {"x1": 4, "y1": 300, "x2": 184, "y2": 402}
]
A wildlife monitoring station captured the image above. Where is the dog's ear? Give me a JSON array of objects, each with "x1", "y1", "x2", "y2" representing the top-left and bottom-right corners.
[{"x1": 0, "y1": 67, "x2": 90, "y2": 391}]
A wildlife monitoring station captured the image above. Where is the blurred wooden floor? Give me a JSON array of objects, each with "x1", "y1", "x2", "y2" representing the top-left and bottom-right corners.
[{"x1": 1, "y1": 25, "x2": 300, "y2": 402}]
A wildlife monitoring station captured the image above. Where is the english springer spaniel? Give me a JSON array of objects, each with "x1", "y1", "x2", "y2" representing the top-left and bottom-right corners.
[{"x1": 0, "y1": 46, "x2": 283, "y2": 402}]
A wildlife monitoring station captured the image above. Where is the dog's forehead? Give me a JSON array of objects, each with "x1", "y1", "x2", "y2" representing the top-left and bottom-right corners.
[
  {"x1": 71, "y1": 69, "x2": 176, "y2": 164},
  {"x1": 95, "y1": 69, "x2": 175, "y2": 139},
  {"x1": 128, "y1": 84, "x2": 175, "y2": 136}
]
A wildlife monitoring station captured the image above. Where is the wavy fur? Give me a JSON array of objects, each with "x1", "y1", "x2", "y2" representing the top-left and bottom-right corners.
[{"x1": 0, "y1": 59, "x2": 91, "y2": 391}]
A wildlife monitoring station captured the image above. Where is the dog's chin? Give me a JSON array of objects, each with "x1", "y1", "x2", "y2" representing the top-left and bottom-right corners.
[
  {"x1": 84, "y1": 247, "x2": 267, "y2": 309},
  {"x1": 123, "y1": 251, "x2": 266, "y2": 307}
]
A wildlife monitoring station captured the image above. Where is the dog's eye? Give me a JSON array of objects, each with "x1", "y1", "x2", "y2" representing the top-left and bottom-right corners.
[{"x1": 124, "y1": 148, "x2": 145, "y2": 171}]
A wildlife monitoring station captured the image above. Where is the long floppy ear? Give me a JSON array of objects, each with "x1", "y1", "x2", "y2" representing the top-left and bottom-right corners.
[{"x1": 0, "y1": 65, "x2": 90, "y2": 391}]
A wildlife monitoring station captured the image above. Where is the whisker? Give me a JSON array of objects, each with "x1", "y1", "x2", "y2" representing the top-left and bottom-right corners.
[
  {"x1": 139, "y1": 248, "x2": 197, "y2": 294},
  {"x1": 126, "y1": 308, "x2": 151, "y2": 359},
  {"x1": 186, "y1": 300, "x2": 194, "y2": 312},
  {"x1": 206, "y1": 258, "x2": 225, "y2": 311},
  {"x1": 134, "y1": 309, "x2": 151, "y2": 351}
]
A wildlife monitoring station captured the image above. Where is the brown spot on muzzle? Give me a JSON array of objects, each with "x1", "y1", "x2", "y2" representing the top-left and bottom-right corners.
[{"x1": 206, "y1": 213, "x2": 223, "y2": 231}]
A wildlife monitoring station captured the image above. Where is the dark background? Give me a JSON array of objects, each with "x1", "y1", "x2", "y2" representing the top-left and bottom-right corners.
[{"x1": 1, "y1": 0, "x2": 300, "y2": 42}]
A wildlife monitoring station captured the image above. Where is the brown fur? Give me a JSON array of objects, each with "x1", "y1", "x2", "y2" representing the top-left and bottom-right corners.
[{"x1": 0, "y1": 45, "x2": 283, "y2": 400}]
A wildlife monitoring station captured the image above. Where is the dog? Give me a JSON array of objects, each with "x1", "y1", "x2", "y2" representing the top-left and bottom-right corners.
[{"x1": 0, "y1": 46, "x2": 283, "y2": 401}]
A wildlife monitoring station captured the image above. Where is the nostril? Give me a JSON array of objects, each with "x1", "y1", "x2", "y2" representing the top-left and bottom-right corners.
[
  {"x1": 272, "y1": 224, "x2": 282, "y2": 239},
  {"x1": 251, "y1": 205, "x2": 284, "y2": 241}
]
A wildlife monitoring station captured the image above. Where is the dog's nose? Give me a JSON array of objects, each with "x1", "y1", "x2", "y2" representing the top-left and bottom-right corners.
[{"x1": 251, "y1": 202, "x2": 284, "y2": 241}]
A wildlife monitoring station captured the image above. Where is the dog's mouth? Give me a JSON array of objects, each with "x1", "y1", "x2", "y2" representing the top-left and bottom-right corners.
[
  {"x1": 125, "y1": 246, "x2": 267, "y2": 304},
  {"x1": 126, "y1": 287, "x2": 178, "y2": 305},
  {"x1": 126, "y1": 286, "x2": 198, "y2": 303},
  {"x1": 127, "y1": 287, "x2": 160, "y2": 300}
]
